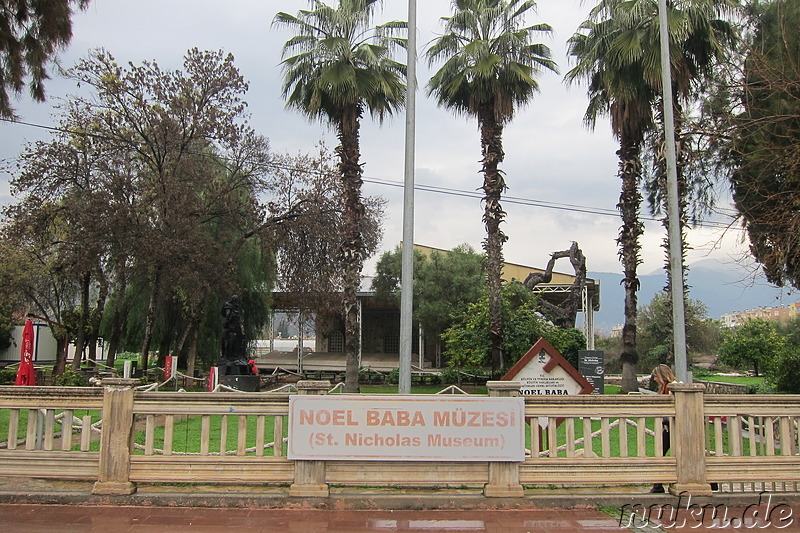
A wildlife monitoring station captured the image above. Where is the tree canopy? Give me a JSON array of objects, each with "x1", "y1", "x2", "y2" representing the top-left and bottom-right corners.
[
  {"x1": 718, "y1": 318, "x2": 784, "y2": 377},
  {"x1": 636, "y1": 290, "x2": 721, "y2": 370},
  {"x1": 442, "y1": 281, "x2": 586, "y2": 372},
  {"x1": 0, "y1": 0, "x2": 89, "y2": 118},
  {"x1": 372, "y1": 243, "x2": 485, "y2": 338},
  {"x1": 1, "y1": 48, "x2": 378, "y2": 376},
  {"x1": 729, "y1": 0, "x2": 800, "y2": 289}
]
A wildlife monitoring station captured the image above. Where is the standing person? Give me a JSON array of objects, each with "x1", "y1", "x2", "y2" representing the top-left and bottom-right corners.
[{"x1": 650, "y1": 364, "x2": 676, "y2": 493}]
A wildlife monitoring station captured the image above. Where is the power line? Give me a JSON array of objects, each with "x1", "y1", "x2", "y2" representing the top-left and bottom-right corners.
[
  {"x1": 1, "y1": 115, "x2": 740, "y2": 232},
  {"x1": 361, "y1": 175, "x2": 738, "y2": 231}
]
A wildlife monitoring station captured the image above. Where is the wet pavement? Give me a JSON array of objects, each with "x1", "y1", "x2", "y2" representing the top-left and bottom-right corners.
[
  {"x1": 3, "y1": 502, "x2": 800, "y2": 532},
  {"x1": 0, "y1": 505, "x2": 629, "y2": 532},
  {"x1": 0, "y1": 501, "x2": 800, "y2": 533},
  {"x1": 2, "y1": 477, "x2": 800, "y2": 531}
]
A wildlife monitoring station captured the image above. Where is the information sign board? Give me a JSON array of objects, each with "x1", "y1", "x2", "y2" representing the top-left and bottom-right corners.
[
  {"x1": 501, "y1": 338, "x2": 594, "y2": 397},
  {"x1": 288, "y1": 395, "x2": 525, "y2": 461},
  {"x1": 578, "y1": 350, "x2": 605, "y2": 394}
]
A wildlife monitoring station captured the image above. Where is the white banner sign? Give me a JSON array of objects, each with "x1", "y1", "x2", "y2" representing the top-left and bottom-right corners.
[{"x1": 288, "y1": 395, "x2": 525, "y2": 461}]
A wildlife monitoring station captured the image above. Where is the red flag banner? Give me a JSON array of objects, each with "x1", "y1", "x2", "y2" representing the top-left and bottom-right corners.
[{"x1": 14, "y1": 320, "x2": 36, "y2": 386}]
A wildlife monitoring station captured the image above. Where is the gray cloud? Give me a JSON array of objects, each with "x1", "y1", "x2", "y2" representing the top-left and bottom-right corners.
[{"x1": 0, "y1": 0, "x2": 755, "y2": 283}]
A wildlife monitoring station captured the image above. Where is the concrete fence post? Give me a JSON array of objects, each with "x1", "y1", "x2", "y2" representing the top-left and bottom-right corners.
[
  {"x1": 669, "y1": 382, "x2": 711, "y2": 496},
  {"x1": 484, "y1": 380, "x2": 524, "y2": 497},
  {"x1": 92, "y1": 378, "x2": 138, "y2": 495},
  {"x1": 290, "y1": 380, "x2": 331, "y2": 497}
]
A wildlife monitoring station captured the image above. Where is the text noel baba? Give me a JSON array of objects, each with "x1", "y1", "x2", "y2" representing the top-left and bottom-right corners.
[{"x1": 297, "y1": 408, "x2": 518, "y2": 448}]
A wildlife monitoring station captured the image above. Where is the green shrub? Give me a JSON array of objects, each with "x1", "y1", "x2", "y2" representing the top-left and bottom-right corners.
[
  {"x1": 387, "y1": 368, "x2": 399, "y2": 384},
  {"x1": 691, "y1": 366, "x2": 714, "y2": 379},
  {"x1": 767, "y1": 348, "x2": 800, "y2": 393},
  {"x1": 52, "y1": 369, "x2": 88, "y2": 387},
  {"x1": 0, "y1": 368, "x2": 17, "y2": 385},
  {"x1": 439, "y1": 367, "x2": 460, "y2": 384},
  {"x1": 442, "y1": 282, "x2": 586, "y2": 371}
]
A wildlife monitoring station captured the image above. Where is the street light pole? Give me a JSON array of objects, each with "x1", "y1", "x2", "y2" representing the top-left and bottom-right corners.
[
  {"x1": 399, "y1": 0, "x2": 417, "y2": 394},
  {"x1": 657, "y1": 0, "x2": 689, "y2": 382}
]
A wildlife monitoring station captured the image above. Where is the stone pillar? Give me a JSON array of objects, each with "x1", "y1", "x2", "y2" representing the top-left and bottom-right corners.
[
  {"x1": 669, "y1": 382, "x2": 712, "y2": 496},
  {"x1": 92, "y1": 378, "x2": 138, "y2": 495},
  {"x1": 290, "y1": 380, "x2": 331, "y2": 497},
  {"x1": 484, "y1": 381, "x2": 524, "y2": 497}
]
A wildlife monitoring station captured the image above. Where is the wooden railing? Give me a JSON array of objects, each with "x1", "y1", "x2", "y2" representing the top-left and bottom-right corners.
[
  {"x1": 0, "y1": 386, "x2": 103, "y2": 480},
  {"x1": 704, "y1": 395, "x2": 800, "y2": 492},
  {"x1": 1, "y1": 380, "x2": 799, "y2": 497},
  {"x1": 520, "y1": 393, "x2": 677, "y2": 488},
  {"x1": 129, "y1": 389, "x2": 293, "y2": 486}
]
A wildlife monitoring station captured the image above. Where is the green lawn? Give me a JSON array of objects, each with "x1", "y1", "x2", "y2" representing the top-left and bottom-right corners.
[
  {"x1": 697, "y1": 373, "x2": 764, "y2": 387},
  {"x1": 0, "y1": 408, "x2": 102, "y2": 445}
]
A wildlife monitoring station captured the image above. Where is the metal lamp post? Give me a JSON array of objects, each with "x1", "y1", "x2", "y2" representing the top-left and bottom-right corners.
[
  {"x1": 657, "y1": 0, "x2": 689, "y2": 382},
  {"x1": 399, "y1": 0, "x2": 417, "y2": 394}
]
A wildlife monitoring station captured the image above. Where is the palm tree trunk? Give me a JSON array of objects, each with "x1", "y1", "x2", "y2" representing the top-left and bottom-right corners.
[
  {"x1": 617, "y1": 135, "x2": 644, "y2": 393},
  {"x1": 478, "y1": 106, "x2": 507, "y2": 372},
  {"x1": 337, "y1": 106, "x2": 365, "y2": 393}
]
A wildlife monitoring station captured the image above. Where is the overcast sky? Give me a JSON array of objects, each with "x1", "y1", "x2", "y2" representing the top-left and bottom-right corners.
[{"x1": 0, "y1": 0, "x2": 763, "y2": 283}]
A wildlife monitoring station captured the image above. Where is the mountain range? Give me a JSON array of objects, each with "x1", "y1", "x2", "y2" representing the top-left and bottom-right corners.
[{"x1": 588, "y1": 259, "x2": 798, "y2": 334}]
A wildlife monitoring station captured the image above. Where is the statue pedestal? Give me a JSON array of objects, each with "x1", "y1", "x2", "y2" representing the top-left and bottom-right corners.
[
  {"x1": 217, "y1": 360, "x2": 259, "y2": 392},
  {"x1": 219, "y1": 374, "x2": 260, "y2": 392}
]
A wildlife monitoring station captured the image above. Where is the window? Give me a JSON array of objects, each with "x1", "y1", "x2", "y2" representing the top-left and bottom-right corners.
[
  {"x1": 328, "y1": 331, "x2": 344, "y2": 353},
  {"x1": 383, "y1": 332, "x2": 400, "y2": 354}
]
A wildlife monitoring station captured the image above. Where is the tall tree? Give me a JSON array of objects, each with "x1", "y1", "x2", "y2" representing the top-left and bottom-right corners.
[
  {"x1": 566, "y1": 6, "x2": 657, "y2": 393},
  {"x1": 426, "y1": 0, "x2": 557, "y2": 371},
  {"x1": 269, "y1": 145, "x2": 385, "y2": 316},
  {"x1": 0, "y1": 0, "x2": 89, "y2": 118},
  {"x1": 66, "y1": 49, "x2": 273, "y2": 371},
  {"x1": 3, "y1": 101, "x2": 121, "y2": 373},
  {"x1": 574, "y1": 0, "x2": 737, "y2": 368},
  {"x1": 718, "y1": 318, "x2": 783, "y2": 377},
  {"x1": 728, "y1": 0, "x2": 800, "y2": 289},
  {"x1": 274, "y1": 0, "x2": 406, "y2": 392},
  {"x1": 636, "y1": 290, "x2": 720, "y2": 368}
]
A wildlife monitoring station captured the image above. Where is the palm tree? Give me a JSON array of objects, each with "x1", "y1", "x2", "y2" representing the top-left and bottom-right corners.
[
  {"x1": 566, "y1": 14, "x2": 657, "y2": 393},
  {"x1": 274, "y1": 0, "x2": 406, "y2": 392},
  {"x1": 573, "y1": 0, "x2": 738, "y2": 368},
  {"x1": 426, "y1": 0, "x2": 557, "y2": 371}
]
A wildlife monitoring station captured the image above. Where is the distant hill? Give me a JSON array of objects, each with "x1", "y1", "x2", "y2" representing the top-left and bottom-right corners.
[{"x1": 589, "y1": 259, "x2": 796, "y2": 334}]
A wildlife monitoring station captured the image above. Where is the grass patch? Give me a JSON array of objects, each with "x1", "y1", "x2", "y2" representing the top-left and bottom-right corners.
[
  {"x1": 0, "y1": 408, "x2": 102, "y2": 447},
  {"x1": 698, "y1": 374, "x2": 764, "y2": 387}
]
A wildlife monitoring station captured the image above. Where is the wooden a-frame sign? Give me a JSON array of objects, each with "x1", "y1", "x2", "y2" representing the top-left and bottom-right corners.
[{"x1": 501, "y1": 337, "x2": 594, "y2": 396}]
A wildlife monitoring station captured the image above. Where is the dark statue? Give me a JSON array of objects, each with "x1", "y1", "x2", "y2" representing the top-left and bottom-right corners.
[{"x1": 218, "y1": 295, "x2": 249, "y2": 374}]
